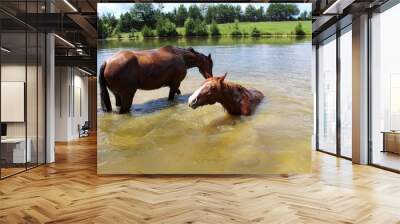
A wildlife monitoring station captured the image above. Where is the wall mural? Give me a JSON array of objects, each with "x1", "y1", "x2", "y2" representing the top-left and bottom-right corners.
[{"x1": 97, "y1": 2, "x2": 312, "y2": 174}]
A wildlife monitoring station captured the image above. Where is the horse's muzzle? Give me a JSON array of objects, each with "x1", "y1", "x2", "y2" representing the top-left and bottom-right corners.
[{"x1": 188, "y1": 98, "x2": 198, "y2": 109}]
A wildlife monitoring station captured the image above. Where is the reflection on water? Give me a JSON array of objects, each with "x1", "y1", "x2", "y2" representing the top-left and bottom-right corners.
[
  {"x1": 97, "y1": 36, "x2": 312, "y2": 174},
  {"x1": 99, "y1": 36, "x2": 311, "y2": 50},
  {"x1": 131, "y1": 94, "x2": 190, "y2": 114}
]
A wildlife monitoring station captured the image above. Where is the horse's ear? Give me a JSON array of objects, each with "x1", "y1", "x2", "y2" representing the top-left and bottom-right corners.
[
  {"x1": 220, "y1": 72, "x2": 227, "y2": 82},
  {"x1": 188, "y1": 47, "x2": 195, "y2": 53},
  {"x1": 208, "y1": 54, "x2": 211, "y2": 60}
]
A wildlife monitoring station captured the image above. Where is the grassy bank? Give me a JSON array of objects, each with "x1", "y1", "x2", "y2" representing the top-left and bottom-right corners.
[
  {"x1": 107, "y1": 21, "x2": 311, "y2": 39},
  {"x1": 178, "y1": 21, "x2": 311, "y2": 36}
]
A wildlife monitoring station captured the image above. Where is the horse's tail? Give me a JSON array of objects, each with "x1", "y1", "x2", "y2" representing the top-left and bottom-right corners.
[{"x1": 99, "y1": 62, "x2": 112, "y2": 112}]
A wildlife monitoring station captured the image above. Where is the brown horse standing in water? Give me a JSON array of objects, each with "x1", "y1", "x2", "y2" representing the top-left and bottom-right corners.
[
  {"x1": 99, "y1": 46, "x2": 213, "y2": 114},
  {"x1": 188, "y1": 73, "x2": 264, "y2": 116}
]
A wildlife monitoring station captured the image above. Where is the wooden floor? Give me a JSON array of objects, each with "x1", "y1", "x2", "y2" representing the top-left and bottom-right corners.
[{"x1": 1, "y1": 135, "x2": 400, "y2": 224}]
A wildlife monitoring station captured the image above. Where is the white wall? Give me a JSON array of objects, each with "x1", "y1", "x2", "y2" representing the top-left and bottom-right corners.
[
  {"x1": 55, "y1": 66, "x2": 69, "y2": 141},
  {"x1": 1, "y1": 65, "x2": 43, "y2": 137},
  {"x1": 54, "y1": 66, "x2": 89, "y2": 141},
  {"x1": 1, "y1": 63, "x2": 46, "y2": 164}
]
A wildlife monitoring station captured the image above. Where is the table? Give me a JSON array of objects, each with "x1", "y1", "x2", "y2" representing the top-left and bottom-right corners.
[
  {"x1": 1, "y1": 138, "x2": 31, "y2": 164},
  {"x1": 382, "y1": 131, "x2": 400, "y2": 154}
]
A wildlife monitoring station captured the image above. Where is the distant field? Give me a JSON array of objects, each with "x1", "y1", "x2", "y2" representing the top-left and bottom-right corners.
[{"x1": 107, "y1": 21, "x2": 311, "y2": 39}]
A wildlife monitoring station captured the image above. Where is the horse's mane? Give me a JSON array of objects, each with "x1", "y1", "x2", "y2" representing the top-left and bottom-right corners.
[
  {"x1": 221, "y1": 81, "x2": 247, "y2": 94},
  {"x1": 175, "y1": 47, "x2": 202, "y2": 67}
]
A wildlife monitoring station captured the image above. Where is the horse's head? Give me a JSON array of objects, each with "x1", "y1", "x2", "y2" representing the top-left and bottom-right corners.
[
  {"x1": 188, "y1": 73, "x2": 227, "y2": 109},
  {"x1": 187, "y1": 47, "x2": 213, "y2": 79}
]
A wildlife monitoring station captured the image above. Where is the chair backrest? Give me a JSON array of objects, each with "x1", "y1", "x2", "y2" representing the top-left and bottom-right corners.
[{"x1": 82, "y1": 121, "x2": 90, "y2": 129}]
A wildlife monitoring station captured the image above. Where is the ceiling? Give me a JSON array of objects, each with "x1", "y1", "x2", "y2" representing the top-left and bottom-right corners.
[
  {"x1": 1, "y1": 0, "x2": 97, "y2": 74},
  {"x1": 311, "y1": 0, "x2": 390, "y2": 41}
]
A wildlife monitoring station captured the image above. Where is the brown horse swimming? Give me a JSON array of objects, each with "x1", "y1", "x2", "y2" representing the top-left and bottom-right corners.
[
  {"x1": 188, "y1": 73, "x2": 264, "y2": 116},
  {"x1": 99, "y1": 46, "x2": 213, "y2": 114}
]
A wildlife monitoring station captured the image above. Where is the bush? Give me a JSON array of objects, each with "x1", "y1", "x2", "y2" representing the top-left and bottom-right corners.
[
  {"x1": 156, "y1": 18, "x2": 178, "y2": 37},
  {"x1": 116, "y1": 33, "x2": 122, "y2": 39},
  {"x1": 184, "y1": 18, "x2": 196, "y2": 36},
  {"x1": 251, "y1": 27, "x2": 261, "y2": 37},
  {"x1": 195, "y1": 19, "x2": 208, "y2": 36},
  {"x1": 231, "y1": 20, "x2": 242, "y2": 36},
  {"x1": 128, "y1": 28, "x2": 136, "y2": 39},
  {"x1": 142, "y1": 25, "x2": 155, "y2": 37},
  {"x1": 185, "y1": 18, "x2": 208, "y2": 36},
  {"x1": 210, "y1": 20, "x2": 220, "y2": 36},
  {"x1": 294, "y1": 22, "x2": 306, "y2": 36}
]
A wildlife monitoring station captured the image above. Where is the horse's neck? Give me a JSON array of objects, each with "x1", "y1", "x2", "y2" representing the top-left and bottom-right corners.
[
  {"x1": 218, "y1": 83, "x2": 244, "y2": 114},
  {"x1": 181, "y1": 52, "x2": 198, "y2": 69}
]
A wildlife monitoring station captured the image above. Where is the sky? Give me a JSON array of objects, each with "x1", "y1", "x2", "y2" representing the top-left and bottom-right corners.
[{"x1": 98, "y1": 3, "x2": 311, "y2": 18}]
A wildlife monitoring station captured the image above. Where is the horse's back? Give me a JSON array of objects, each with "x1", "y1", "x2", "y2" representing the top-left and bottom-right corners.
[
  {"x1": 105, "y1": 51, "x2": 140, "y2": 78},
  {"x1": 104, "y1": 48, "x2": 176, "y2": 79},
  {"x1": 104, "y1": 47, "x2": 187, "y2": 92},
  {"x1": 106, "y1": 50, "x2": 139, "y2": 69}
]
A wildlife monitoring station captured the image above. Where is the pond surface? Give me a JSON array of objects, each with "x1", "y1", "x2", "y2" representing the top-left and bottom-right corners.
[{"x1": 97, "y1": 36, "x2": 312, "y2": 174}]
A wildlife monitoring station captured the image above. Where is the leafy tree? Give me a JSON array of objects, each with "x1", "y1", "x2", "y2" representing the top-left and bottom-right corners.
[
  {"x1": 98, "y1": 17, "x2": 108, "y2": 39},
  {"x1": 294, "y1": 22, "x2": 306, "y2": 35},
  {"x1": 194, "y1": 19, "x2": 208, "y2": 36},
  {"x1": 285, "y1": 4, "x2": 300, "y2": 20},
  {"x1": 103, "y1": 13, "x2": 118, "y2": 28},
  {"x1": 184, "y1": 17, "x2": 196, "y2": 36},
  {"x1": 129, "y1": 3, "x2": 159, "y2": 29},
  {"x1": 156, "y1": 18, "x2": 178, "y2": 37},
  {"x1": 209, "y1": 20, "x2": 220, "y2": 36},
  {"x1": 234, "y1": 5, "x2": 243, "y2": 21},
  {"x1": 307, "y1": 11, "x2": 313, "y2": 20},
  {"x1": 113, "y1": 22, "x2": 122, "y2": 35},
  {"x1": 266, "y1": 3, "x2": 300, "y2": 21},
  {"x1": 118, "y1": 12, "x2": 133, "y2": 32},
  {"x1": 176, "y1": 4, "x2": 188, "y2": 27},
  {"x1": 205, "y1": 4, "x2": 238, "y2": 24},
  {"x1": 217, "y1": 4, "x2": 237, "y2": 23},
  {"x1": 188, "y1": 5, "x2": 203, "y2": 20},
  {"x1": 164, "y1": 11, "x2": 177, "y2": 24},
  {"x1": 244, "y1": 5, "x2": 258, "y2": 22},
  {"x1": 184, "y1": 18, "x2": 208, "y2": 36},
  {"x1": 98, "y1": 13, "x2": 117, "y2": 38},
  {"x1": 299, "y1": 11, "x2": 308, "y2": 20},
  {"x1": 204, "y1": 5, "x2": 216, "y2": 24},
  {"x1": 141, "y1": 25, "x2": 155, "y2": 37}
]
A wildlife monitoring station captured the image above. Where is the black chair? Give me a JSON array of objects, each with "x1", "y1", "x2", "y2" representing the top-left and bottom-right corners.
[{"x1": 78, "y1": 121, "x2": 90, "y2": 138}]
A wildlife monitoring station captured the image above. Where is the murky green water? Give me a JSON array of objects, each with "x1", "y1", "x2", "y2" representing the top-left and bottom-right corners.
[{"x1": 97, "y1": 36, "x2": 312, "y2": 174}]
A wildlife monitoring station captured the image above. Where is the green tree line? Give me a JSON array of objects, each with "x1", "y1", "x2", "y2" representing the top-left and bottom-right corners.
[{"x1": 98, "y1": 3, "x2": 311, "y2": 39}]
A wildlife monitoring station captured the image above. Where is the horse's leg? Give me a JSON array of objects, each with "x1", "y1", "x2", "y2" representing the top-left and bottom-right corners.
[
  {"x1": 109, "y1": 91, "x2": 122, "y2": 112},
  {"x1": 119, "y1": 89, "x2": 136, "y2": 114},
  {"x1": 168, "y1": 88, "x2": 175, "y2": 101},
  {"x1": 168, "y1": 83, "x2": 181, "y2": 101},
  {"x1": 115, "y1": 94, "x2": 122, "y2": 107}
]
